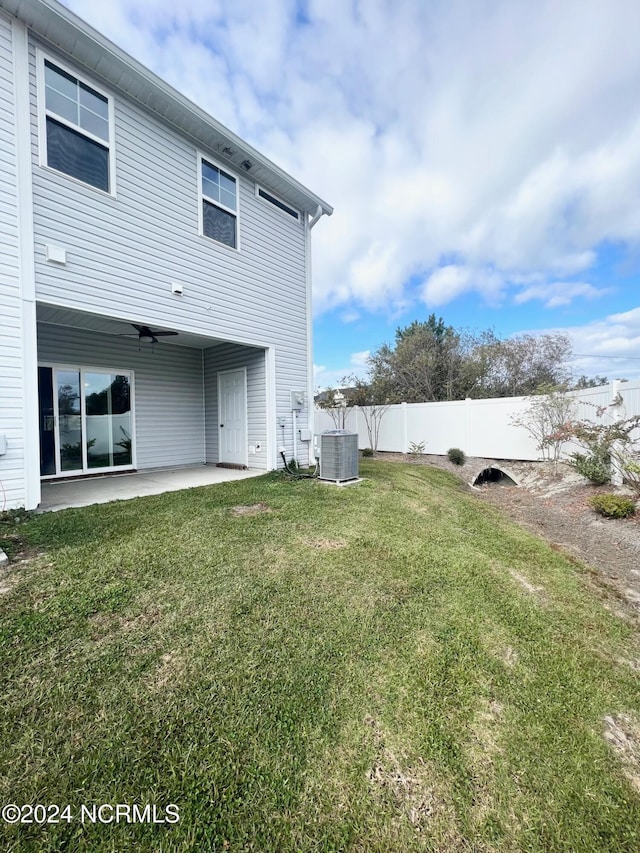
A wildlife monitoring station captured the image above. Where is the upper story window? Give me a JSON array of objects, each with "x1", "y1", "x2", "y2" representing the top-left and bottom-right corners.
[
  {"x1": 256, "y1": 186, "x2": 300, "y2": 221},
  {"x1": 200, "y1": 157, "x2": 238, "y2": 249},
  {"x1": 40, "y1": 55, "x2": 114, "y2": 194}
]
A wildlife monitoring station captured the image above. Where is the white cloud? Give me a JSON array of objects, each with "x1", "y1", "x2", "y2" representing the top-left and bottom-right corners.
[
  {"x1": 313, "y1": 350, "x2": 371, "y2": 390},
  {"x1": 420, "y1": 265, "x2": 504, "y2": 307},
  {"x1": 63, "y1": 0, "x2": 640, "y2": 314},
  {"x1": 549, "y1": 306, "x2": 640, "y2": 381},
  {"x1": 514, "y1": 281, "x2": 612, "y2": 308},
  {"x1": 349, "y1": 350, "x2": 370, "y2": 369}
]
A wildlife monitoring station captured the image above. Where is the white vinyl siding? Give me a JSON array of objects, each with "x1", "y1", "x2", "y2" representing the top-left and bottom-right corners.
[
  {"x1": 0, "y1": 14, "x2": 26, "y2": 508},
  {"x1": 26, "y1": 35, "x2": 311, "y2": 478},
  {"x1": 28, "y1": 40, "x2": 307, "y2": 369}
]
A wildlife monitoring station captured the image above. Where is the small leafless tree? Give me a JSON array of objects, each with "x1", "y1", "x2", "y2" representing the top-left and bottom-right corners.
[
  {"x1": 511, "y1": 386, "x2": 576, "y2": 474},
  {"x1": 316, "y1": 387, "x2": 354, "y2": 429},
  {"x1": 344, "y1": 375, "x2": 391, "y2": 454}
]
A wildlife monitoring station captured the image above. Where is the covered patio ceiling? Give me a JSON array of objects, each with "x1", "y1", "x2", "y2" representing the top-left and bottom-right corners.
[{"x1": 36, "y1": 303, "x2": 229, "y2": 350}]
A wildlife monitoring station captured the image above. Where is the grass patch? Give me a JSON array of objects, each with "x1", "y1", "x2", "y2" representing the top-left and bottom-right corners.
[{"x1": 1, "y1": 461, "x2": 640, "y2": 851}]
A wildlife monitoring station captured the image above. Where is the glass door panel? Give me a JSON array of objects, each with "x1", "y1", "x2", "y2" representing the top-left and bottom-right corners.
[
  {"x1": 57, "y1": 369, "x2": 83, "y2": 472},
  {"x1": 85, "y1": 372, "x2": 132, "y2": 469},
  {"x1": 38, "y1": 367, "x2": 56, "y2": 476}
]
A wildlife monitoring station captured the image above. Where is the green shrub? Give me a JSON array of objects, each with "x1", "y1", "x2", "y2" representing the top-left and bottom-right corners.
[
  {"x1": 447, "y1": 447, "x2": 466, "y2": 466},
  {"x1": 361, "y1": 447, "x2": 374, "y2": 457},
  {"x1": 408, "y1": 441, "x2": 426, "y2": 457},
  {"x1": 621, "y1": 457, "x2": 640, "y2": 498},
  {"x1": 589, "y1": 494, "x2": 636, "y2": 519},
  {"x1": 570, "y1": 451, "x2": 611, "y2": 485},
  {"x1": 0, "y1": 507, "x2": 31, "y2": 525}
]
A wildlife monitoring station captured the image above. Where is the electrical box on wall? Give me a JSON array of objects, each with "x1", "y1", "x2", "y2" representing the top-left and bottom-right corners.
[
  {"x1": 299, "y1": 429, "x2": 312, "y2": 442},
  {"x1": 290, "y1": 390, "x2": 305, "y2": 411},
  {"x1": 0, "y1": 435, "x2": 6, "y2": 455}
]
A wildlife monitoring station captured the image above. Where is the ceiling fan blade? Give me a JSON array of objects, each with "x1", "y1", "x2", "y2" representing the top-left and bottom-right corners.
[
  {"x1": 131, "y1": 324, "x2": 146, "y2": 333},
  {"x1": 149, "y1": 330, "x2": 179, "y2": 337}
]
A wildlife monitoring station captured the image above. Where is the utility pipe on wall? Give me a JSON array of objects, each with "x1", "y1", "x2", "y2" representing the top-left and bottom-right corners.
[{"x1": 292, "y1": 408, "x2": 298, "y2": 468}]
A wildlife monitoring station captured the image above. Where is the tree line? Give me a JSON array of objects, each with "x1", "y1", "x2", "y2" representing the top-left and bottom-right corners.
[{"x1": 325, "y1": 314, "x2": 607, "y2": 406}]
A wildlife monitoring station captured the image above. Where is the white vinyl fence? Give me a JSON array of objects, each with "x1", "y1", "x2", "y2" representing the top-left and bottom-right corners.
[{"x1": 314, "y1": 379, "x2": 640, "y2": 461}]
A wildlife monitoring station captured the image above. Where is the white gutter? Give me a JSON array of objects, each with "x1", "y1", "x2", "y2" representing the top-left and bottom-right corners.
[{"x1": 309, "y1": 205, "x2": 325, "y2": 230}]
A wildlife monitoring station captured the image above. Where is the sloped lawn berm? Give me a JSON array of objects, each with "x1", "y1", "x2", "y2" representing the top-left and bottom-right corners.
[{"x1": 1, "y1": 460, "x2": 639, "y2": 851}]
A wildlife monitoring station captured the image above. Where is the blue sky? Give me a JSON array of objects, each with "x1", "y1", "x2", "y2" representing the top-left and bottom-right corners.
[{"x1": 63, "y1": 0, "x2": 640, "y2": 385}]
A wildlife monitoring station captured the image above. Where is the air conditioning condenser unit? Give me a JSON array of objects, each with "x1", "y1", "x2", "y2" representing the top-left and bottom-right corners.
[{"x1": 318, "y1": 430, "x2": 359, "y2": 483}]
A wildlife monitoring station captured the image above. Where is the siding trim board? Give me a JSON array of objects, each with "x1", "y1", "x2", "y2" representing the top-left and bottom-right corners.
[{"x1": 14, "y1": 17, "x2": 40, "y2": 509}]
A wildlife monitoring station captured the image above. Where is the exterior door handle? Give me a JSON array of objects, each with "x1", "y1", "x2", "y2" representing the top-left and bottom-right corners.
[{"x1": 220, "y1": 424, "x2": 224, "y2": 427}]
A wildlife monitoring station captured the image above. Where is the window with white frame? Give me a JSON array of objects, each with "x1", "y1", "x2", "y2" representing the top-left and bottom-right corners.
[
  {"x1": 200, "y1": 157, "x2": 238, "y2": 249},
  {"x1": 42, "y1": 58, "x2": 113, "y2": 193},
  {"x1": 256, "y1": 186, "x2": 300, "y2": 220}
]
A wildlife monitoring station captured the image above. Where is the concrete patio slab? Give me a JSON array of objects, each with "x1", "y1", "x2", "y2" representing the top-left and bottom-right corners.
[{"x1": 39, "y1": 466, "x2": 265, "y2": 512}]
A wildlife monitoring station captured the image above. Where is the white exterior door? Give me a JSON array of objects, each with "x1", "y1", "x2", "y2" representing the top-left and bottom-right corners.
[{"x1": 218, "y1": 368, "x2": 247, "y2": 467}]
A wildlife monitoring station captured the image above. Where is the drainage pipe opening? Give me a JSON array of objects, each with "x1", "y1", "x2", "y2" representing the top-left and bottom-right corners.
[{"x1": 472, "y1": 467, "x2": 518, "y2": 487}]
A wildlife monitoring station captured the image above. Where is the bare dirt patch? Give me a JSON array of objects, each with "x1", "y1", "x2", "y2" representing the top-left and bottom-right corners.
[
  {"x1": 149, "y1": 651, "x2": 186, "y2": 690},
  {"x1": 231, "y1": 502, "x2": 270, "y2": 516},
  {"x1": 375, "y1": 453, "x2": 640, "y2": 613},
  {"x1": 303, "y1": 538, "x2": 347, "y2": 550},
  {"x1": 507, "y1": 569, "x2": 545, "y2": 599},
  {"x1": 467, "y1": 697, "x2": 506, "y2": 828},
  {"x1": 365, "y1": 715, "x2": 456, "y2": 833},
  {"x1": 603, "y1": 714, "x2": 640, "y2": 793},
  {"x1": 89, "y1": 605, "x2": 163, "y2": 640}
]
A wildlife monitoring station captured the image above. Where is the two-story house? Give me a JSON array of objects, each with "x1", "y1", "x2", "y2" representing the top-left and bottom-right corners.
[{"x1": 0, "y1": 0, "x2": 332, "y2": 511}]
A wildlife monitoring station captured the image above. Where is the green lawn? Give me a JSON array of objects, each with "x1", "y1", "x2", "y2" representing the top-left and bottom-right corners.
[{"x1": 1, "y1": 460, "x2": 639, "y2": 852}]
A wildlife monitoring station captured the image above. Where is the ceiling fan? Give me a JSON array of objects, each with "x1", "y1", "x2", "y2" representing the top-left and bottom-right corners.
[{"x1": 122, "y1": 323, "x2": 179, "y2": 344}]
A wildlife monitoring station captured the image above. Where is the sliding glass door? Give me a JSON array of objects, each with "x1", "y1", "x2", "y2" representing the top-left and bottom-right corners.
[
  {"x1": 57, "y1": 369, "x2": 83, "y2": 472},
  {"x1": 38, "y1": 365, "x2": 134, "y2": 477},
  {"x1": 85, "y1": 372, "x2": 132, "y2": 469}
]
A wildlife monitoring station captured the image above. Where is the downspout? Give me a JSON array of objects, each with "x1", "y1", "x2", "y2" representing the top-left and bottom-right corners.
[
  {"x1": 305, "y1": 204, "x2": 329, "y2": 466},
  {"x1": 309, "y1": 204, "x2": 324, "y2": 230}
]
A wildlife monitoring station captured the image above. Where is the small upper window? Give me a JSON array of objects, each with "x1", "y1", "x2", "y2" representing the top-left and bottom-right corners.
[
  {"x1": 256, "y1": 186, "x2": 299, "y2": 220},
  {"x1": 42, "y1": 59, "x2": 112, "y2": 193},
  {"x1": 200, "y1": 158, "x2": 238, "y2": 249}
]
